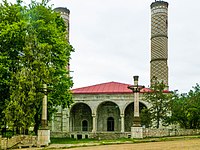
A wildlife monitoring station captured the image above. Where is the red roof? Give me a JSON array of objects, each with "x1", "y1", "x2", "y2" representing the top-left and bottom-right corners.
[{"x1": 72, "y1": 81, "x2": 151, "y2": 94}]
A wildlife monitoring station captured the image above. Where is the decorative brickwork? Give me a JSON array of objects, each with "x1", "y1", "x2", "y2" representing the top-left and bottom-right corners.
[
  {"x1": 151, "y1": 60, "x2": 168, "y2": 85},
  {"x1": 150, "y1": 1, "x2": 169, "y2": 86}
]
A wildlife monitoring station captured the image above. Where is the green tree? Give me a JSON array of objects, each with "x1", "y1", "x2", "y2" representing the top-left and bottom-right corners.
[
  {"x1": 140, "y1": 108, "x2": 152, "y2": 128},
  {"x1": 0, "y1": 0, "x2": 27, "y2": 130},
  {"x1": 0, "y1": 0, "x2": 74, "y2": 134},
  {"x1": 143, "y1": 77, "x2": 172, "y2": 128},
  {"x1": 170, "y1": 84, "x2": 200, "y2": 129}
]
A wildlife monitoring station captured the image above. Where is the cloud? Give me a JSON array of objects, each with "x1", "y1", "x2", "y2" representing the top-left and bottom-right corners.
[{"x1": 4, "y1": 0, "x2": 200, "y2": 93}]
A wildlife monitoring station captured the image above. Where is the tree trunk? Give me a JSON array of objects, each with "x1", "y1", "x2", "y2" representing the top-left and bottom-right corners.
[
  {"x1": 156, "y1": 110, "x2": 160, "y2": 128},
  {"x1": 156, "y1": 118, "x2": 160, "y2": 128},
  {"x1": 34, "y1": 112, "x2": 41, "y2": 135}
]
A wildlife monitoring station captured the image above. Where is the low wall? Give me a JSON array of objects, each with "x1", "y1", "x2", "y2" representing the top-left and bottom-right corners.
[
  {"x1": 143, "y1": 128, "x2": 200, "y2": 138},
  {"x1": 51, "y1": 132, "x2": 70, "y2": 138},
  {"x1": 1, "y1": 135, "x2": 37, "y2": 149},
  {"x1": 51, "y1": 132, "x2": 130, "y2": 140},
  {"x1": 90, "y1": 132, "x2": 127, "y2": 140}
]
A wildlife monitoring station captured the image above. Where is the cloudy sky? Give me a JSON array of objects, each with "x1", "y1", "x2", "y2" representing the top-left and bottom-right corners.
[{"x1": 4, "y1": 0, "x2": 200, "y2": 93}]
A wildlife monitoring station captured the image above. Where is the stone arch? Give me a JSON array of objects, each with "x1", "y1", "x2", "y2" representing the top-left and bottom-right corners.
[
  {"x1": 122, "y1": 100, "x2": 149, "y2": 115},
  {"x1": 97, "y1": 101, "x2": 120, "y2": 132},
  {"x1": 124, "y1": 102, "x2": 148, "y2": 132},
  {"x1": 70, "y1": 102, "x2": 92, "y2": 132},
  {"x1": 92, "y1": 100, "x2": 123, "y2": 116}
]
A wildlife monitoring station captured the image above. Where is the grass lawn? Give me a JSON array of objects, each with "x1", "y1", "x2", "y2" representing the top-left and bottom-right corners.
[{"x1": 50, "y1": 135, "x2": 200, "y2": 145}]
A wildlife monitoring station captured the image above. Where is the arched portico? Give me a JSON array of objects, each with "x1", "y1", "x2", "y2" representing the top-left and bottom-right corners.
[
  {"x1": 97, "y1": 101, "x2": 120, "y2": 132},
  {"x1": 70, "y1": 103, "x2": 92, "y2": 132},
  {"x1": 124, "y1": 102, "x2": 148, "y2": 132}
]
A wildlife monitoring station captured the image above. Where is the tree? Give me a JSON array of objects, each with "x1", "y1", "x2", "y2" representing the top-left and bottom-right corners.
[
  {"x1": 140, "y1": 108, "x2": 152, "y2": 128},
  {"x1": 143, "y1": 77, "x2": 172, "y2": 128},
  {"x1": 0, "y1": 0, "x2": 27, "y2": 131},
  {"x1": 0, "y1": 0, "x2": 74, "y2": 134},
  {"x1": 170, "y1": 84, "x2": 200, "y2": 129}
]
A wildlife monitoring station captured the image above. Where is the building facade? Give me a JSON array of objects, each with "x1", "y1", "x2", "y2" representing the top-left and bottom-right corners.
[
  {"x1": 50, "y1": 0, "x2": 170, "y2": 139},
  {"x1": 50, "y1": 82, "x2": 150, "y2": 139}
]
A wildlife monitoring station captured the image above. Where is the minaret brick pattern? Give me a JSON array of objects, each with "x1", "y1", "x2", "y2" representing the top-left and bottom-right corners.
[{"x1": 150, "y1": 1, "x2": 169, "y2": 87}]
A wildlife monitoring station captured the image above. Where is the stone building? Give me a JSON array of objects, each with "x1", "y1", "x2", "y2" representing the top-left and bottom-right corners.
[
  {"x1": 50, "y1": 0, "x2": 169, "y2": 139},
  {"x1": 50, "y1": 82, "x2": 150, "y2": 139}
]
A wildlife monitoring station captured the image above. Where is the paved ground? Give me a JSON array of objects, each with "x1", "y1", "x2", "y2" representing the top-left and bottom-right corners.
[{"x1": 65, "y1": 138, "x2": 200, "y2": 150}]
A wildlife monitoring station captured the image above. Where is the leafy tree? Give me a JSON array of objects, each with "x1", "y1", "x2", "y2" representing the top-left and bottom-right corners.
[
  {"x1": 143, "y1": 77, "x2": 172, "y2": 128},
  {"x1": 170, "y1": 84, "x2": 200, "y2": 129},
  {"x1": 0, "y1": 0, "x2": 27, "y2": 130},
  {"x1": 0, "y1": 0, "x2": 74, "y2": 134},
  {"x1": 140, "y1": 108, "x2": 152, "y2": 128}
]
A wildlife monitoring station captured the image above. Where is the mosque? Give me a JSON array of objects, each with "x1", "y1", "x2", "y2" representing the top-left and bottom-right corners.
[{"x1": 50, "y1": 0, "x2": 169, "y2": 139}]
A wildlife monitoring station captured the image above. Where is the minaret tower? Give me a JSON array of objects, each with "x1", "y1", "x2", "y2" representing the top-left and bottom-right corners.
[
  {"x1": 54, "y1": 7, "x2": 71, "y2": 71},
  {"x1": 150, "y1": 1, "x2": 169, "y2": 87},
  {"x1": 54, "y1": 7, "x2": 70, "y2": 41}
]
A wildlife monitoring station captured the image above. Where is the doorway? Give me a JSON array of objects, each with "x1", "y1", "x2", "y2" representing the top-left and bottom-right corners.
[
  {"x1": 82, "y1": 120, "x2": 88, "y2": 131},
  {"x1": 107, "y1": 117, "x2": 114, "y2": 131}
]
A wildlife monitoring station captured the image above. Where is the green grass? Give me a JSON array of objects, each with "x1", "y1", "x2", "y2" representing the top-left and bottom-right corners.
[
  {"x1": 48, "y1": 136, "x2": 200, "y2": 149},
  {"x1": 50, "y1": 135, "x2": 200, "y2": 146}
]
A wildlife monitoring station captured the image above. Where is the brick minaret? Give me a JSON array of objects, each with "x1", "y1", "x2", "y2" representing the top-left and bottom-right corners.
[
  {"x1": 150, "y1": 1, "x2": 169, "y2": 87},
  {"x1": 54, "y1": 7, "x2": 70, "y2": 71},
  {"x1": 54, "y1": 7, "x2": 70, "y2": 41}
]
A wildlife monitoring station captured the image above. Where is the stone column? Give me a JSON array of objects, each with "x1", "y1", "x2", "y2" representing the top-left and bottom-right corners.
[
  {"x1": 37, "y1": 84, "x2": 50, "y2": 146},
  {"x1": 120, "y1": 114, "x2": 125, "y2": 132},
  {"x1": 62, "y1": 109, "x2": 68, "y2": 132},
  {"x1": 134, "y1": 92, "x2": 139, "y2": 117},
  {"x1": 133, "y1": 76, "x2": 141, "y2": 127},
  {"x1": 66, "y1": 111, "x2": 70, "y2": 132},
  {"x1": 51, "y1": 115, "x2": 55, "y2": 131},
  {"x1": 128, "y1": 76, "x2": 144, "y2": 139},
  {"x1": 66, "y1": 116, "x2": 70, "y2": 132},
  {"x1": 41, "y1": 84, "x2": 47, "y2": 128},
  {"x1": 92, "y1": 114, "x2": 97, "y2": 133}
]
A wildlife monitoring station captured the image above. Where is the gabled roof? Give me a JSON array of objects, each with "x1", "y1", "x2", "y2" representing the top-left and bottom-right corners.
[{"x1": 72, "y1": 81, "x2": 151, "y2": 94}]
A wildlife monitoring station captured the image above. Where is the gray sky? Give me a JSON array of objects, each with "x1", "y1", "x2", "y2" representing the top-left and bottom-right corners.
[{"x1": 4, "y1": 0, "x2": 200, "y2": 93}]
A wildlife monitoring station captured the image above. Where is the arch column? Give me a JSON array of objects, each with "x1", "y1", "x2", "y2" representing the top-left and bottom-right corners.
[
  {"x1": 66, "y1": 111, "x2": 70, "y2": 132},
  {"x1": 51, "y1": 115, "x2": 55, "y2": 131},
  {"x1": 66, "y1": 116, "x2": 70, "y2": 132},
  {"x1": 120, "y1": 114, "x2": 125, "y2": 132},
  {"x1": 92, "y1": 114, "x2": 97, "y2": 133}
]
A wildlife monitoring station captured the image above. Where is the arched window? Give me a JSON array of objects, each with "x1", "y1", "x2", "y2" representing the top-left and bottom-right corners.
[
  {"x1": 82, "y1": 120, "x2": 88, "y2": 131},
  {"x1": 107, "y1": 117, "x2": 114, "y2": 131}
]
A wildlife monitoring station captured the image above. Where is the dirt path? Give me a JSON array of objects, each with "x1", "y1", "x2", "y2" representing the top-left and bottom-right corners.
[{"x1": 66, "y1": 138, "x2": 200, "y2": 150}]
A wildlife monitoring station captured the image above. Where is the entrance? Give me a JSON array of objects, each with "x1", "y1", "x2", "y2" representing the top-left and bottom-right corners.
[
  {"x1": 82, "y1": 120, "x2": 88, "y2": 131},
  {"x1": 107, "y1": 117, "x2": 114, "y2": 131}
]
